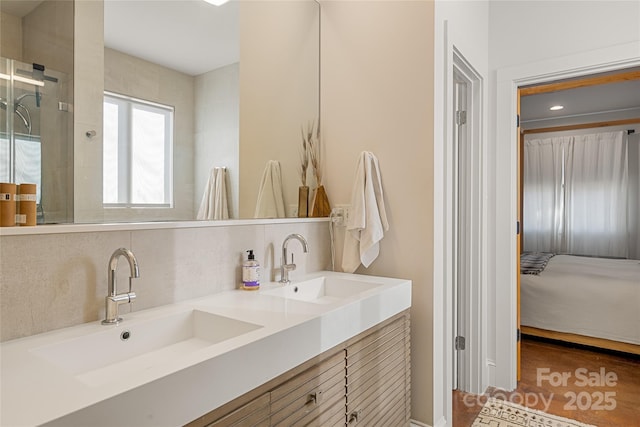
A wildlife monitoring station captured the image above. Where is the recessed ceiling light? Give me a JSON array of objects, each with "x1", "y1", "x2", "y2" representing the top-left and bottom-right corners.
[
  {"x1": 203, "y1": 0, "x2": 229, "y2": 5},
  {"x1": 549, "y1": 105, "x2": 564, "y2": 111}
]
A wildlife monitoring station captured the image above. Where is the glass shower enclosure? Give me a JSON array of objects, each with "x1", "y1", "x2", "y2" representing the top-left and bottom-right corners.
[{"x1": 0, "y1": 57, "x2": 73, "y2": 224}]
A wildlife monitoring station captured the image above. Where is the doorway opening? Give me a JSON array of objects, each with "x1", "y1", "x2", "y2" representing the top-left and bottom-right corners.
[{"x1": 516, "y1": 68, "x2": 640, "y2": 378}]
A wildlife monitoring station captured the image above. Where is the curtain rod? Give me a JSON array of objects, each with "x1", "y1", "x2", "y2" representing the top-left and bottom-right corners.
[{"x1": 521, "y1": 117, "x2": 640, "y2": 135}]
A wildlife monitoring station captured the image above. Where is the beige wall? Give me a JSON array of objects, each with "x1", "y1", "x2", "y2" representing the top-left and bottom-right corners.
[
  {"x1": 320, "y1": 1, "x2": 435, "y2": 424},
  {"x1": 73, "y1": 0, "x2": 104, "y2": 223},
  {"x1": 22, "y1": 0, "x2": 74, "y2": 76},
  {"x1": 1, "y1": 11, "x2": 23, "y2": 60},
  {"x1": 239, "y1": 0, "x2": 320, "y2": 218},
  {"x1": 194, "y1": 63, "x2": 240, "y2": 218}
]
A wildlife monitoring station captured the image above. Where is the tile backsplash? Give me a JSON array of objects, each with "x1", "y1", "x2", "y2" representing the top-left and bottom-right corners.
[{"x1": 0, "y1": 221, "x2": 330, "y2": 342}]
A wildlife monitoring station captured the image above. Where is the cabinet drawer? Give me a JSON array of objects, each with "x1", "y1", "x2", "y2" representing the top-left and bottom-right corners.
[
  {"x1": 271, "y1": 351, "x2": 346, "y2": 427},
  {"x1": 346, "y1": 327, "x2": 406, "y2": 384},
  {"x1": 271, "y1": 350, "x2": 345, "y2": 405},
  {"x1": 206, "y1": 393, "x2": 270, "y2": 427},
  {"x1": 346, "y1": 317, "x2": 406, "y2": 366},
  {"x1": 274, "y1": 386, "x2": 345, "y2": 427}
]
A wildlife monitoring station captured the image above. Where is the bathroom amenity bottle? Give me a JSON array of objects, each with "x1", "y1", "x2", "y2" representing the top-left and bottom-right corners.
[
  {"x1": 17, "y1": 183, "x2": 37, "y2": 226},
  {"x1": 242, "y1": 250, "x2": 261, "y2": 290}
]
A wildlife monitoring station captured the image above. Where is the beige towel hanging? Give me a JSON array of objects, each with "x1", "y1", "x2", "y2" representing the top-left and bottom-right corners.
[
  {"x1": 197, "y1": 167, "x2": 230, "y2": 220},
  {"x1": 254, "y1": 160, "x2": 286, "y2": 218},
  {"x1": 342, "y1": 151, "x2": 389, "y2": 273}
]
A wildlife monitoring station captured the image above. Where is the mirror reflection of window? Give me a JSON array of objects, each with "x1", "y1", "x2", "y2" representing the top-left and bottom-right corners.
[
  {"x1": 15, "y1": 136, "x2": 42, "y2": 204},
  {"x1": 103, "y1": 92, "x2": 173, "y2": 207},
  {"x1": 0, "y1": 137, "x2": 9, "y2": 184}
]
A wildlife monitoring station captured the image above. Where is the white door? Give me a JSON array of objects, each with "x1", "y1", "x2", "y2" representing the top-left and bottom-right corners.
[
  {"x1": 452, "y1": 51, "x2": 484, "y2": 394},
  {"x1": 453, "y1": 73, "x2": 469, "y2": 391}
]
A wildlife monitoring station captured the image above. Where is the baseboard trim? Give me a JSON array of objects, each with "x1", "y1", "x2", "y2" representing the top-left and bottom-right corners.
[
  {"x1": 487, "y1": 358, "x2": 496, "y2": 386},
  {"x1": 411, "y1": 419, "x2": 433, "y2": 427}
]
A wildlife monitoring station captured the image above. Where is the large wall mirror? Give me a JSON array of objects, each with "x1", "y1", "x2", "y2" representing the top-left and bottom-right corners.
[
  {"x1": 1, "y1": 0, "x2": 74, "y2": 224},
  {"x1": 1, "y1": 0, "x2": 320, "y2": 224}
]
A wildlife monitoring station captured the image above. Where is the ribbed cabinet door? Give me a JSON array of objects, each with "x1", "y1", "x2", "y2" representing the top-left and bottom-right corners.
[{"x1": 345, "y1": 313, "x2": 411, "y2": 426}]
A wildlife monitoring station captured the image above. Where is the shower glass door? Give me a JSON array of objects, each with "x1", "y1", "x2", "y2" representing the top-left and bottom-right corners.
[
  {"x1": 1, "y1": 57, "x2": 12, "y2": 184},
  {"x1": 0, "y1": 57, "x2": 72, "y2": 223}
]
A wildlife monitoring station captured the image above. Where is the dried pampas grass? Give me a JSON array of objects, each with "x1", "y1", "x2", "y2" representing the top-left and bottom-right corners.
[
  {"x1": 299, "y1": 128, "x2": 309, "y2": 186},
  {"x1": 305, "y1": 120, "x2": 322, "y2": 186}
]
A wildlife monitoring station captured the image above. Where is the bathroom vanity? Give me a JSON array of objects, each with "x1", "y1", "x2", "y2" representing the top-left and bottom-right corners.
[
  {"x1": 189, "y1": 310, "x2": 411, "y2": 427},
  {"x1": 0, "y1": 271, "x2": 411, "y2": 426}
]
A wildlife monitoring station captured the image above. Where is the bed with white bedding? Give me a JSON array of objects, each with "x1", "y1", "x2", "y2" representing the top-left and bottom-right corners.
[{"x1": 520, "y1": 254, "x2": 640, "y2": 352}]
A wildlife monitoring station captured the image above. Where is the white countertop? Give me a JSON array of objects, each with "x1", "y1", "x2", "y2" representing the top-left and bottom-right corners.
[{"x1": 0, "y1": 271, "x2": 411, "y2": 427}]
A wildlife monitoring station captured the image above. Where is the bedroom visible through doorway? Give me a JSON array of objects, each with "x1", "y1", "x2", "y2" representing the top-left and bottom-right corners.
[
  {"x1": 515, "y1": 68, "x2": 640, "y2": 420},
  {"x1": 517, "y1": 68, "x2": 640, "y2": 355}
]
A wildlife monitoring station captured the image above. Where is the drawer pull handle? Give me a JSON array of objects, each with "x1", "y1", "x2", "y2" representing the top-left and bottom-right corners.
[
  {"x1": 348, "y1": 410, "x2": 362, "y2": 424},
  {"x1": 307, "y1": 389, "x2": 323, "y2": 405}
]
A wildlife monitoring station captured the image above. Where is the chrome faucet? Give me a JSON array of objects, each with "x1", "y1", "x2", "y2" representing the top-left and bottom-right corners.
[
  {"x1": 102, "y1": 248, "x2": 139, "y2": 325},
  {"x1": 280, "y1": 234, "x2": 309, "y2": 284}
]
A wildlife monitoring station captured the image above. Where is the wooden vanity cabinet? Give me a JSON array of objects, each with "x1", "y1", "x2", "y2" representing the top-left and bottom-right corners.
[
  {"x1": 186, "y1": 310, "x2": 410, "y2": 427},
  {"x1": 344, "y1": 312, "x2": 411, "y2": 425}
]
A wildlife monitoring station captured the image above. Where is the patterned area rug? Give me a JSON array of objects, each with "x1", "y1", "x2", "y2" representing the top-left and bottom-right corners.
[{"x1": 472, "y1": 397, "x2": 596, "y2": 427}]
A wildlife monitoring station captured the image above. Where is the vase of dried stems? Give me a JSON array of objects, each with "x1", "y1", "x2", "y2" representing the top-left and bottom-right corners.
[
  {"x1": 298, "y1": 186, "x2": 309, "y2": 218},
  {"x1": 311, "y1": 185, "x2": 331, "y2": 217}
]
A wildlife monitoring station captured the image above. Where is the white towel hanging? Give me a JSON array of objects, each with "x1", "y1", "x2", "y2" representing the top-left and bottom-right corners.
[
  {"x1": 197, "y1": 167, "x2": 230, "y2": 220},
  {"x1": 342, "y1": 151, "x2": 389, "y2": 273},
  {"x1": 254, "y1": 160, "x2": 286, "y2": 218}
]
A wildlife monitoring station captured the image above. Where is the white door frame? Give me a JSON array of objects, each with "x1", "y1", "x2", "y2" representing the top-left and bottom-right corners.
[
  {"x1": 452, "y1": 51, "x2": 485, "y2": 394},
  {"x1": 492, "y1": 42, "x2": 640, "y2": 391},
  {"x1": 432, "y1": 22, "x2": 455, "y2": 426},
  {"x1": 432, "y1": 19, "x2": 487, "y2": 424},
  {"x1": 452, "y1": 77, "x2": 464, "y2": 391}
]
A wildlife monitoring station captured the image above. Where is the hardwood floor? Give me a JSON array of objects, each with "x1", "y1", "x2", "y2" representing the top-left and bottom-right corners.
[{"x1": 453, "y1": 336, "x2": 640, "y2": 426}]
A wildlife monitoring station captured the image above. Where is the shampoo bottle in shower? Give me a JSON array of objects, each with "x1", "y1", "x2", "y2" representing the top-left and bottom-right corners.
[{"x1": 242, "y1": 250, "x2": 261, "y2": 290}]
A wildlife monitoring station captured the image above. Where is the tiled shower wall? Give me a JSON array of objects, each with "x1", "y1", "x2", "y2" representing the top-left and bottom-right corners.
[{"x1": 0, "y1": 220, "x2": 330, "y2": 342}]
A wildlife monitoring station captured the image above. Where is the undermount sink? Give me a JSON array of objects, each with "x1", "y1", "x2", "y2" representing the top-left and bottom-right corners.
[
  {"x1": 263, "y1": 276, "x2": 384, "y2": 304},
  {"x1": 30, "y1": 309, "x2": 262, "y2": 386}
]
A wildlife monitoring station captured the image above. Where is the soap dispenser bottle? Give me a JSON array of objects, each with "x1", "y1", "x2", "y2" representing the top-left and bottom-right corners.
[{"x1": 242, "y1": 250, "x2": 261, "y2": 290}]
